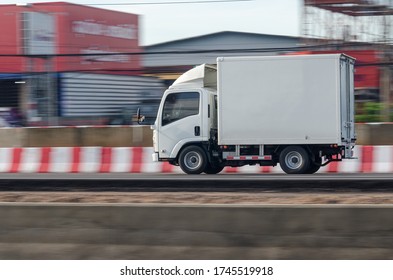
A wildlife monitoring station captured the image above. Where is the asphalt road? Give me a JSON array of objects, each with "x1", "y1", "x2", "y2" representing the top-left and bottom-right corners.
[{"x1": 0, "y1": 173, "x2": 392, "y2": 192}]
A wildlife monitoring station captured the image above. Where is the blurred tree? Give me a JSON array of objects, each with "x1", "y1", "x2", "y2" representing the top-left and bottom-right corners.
[{"x1": 355, "y1": 102, "x2": 385, "y2": 123}]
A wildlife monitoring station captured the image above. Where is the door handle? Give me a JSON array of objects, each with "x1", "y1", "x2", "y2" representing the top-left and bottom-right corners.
[{"x1": 194, "y1": 126, "x2": 200, "y2": 136}]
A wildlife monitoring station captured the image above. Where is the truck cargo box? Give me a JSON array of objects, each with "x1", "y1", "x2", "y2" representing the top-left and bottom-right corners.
[{"x1": 217, "y1": 54, "x2": 355, "y2": 146}]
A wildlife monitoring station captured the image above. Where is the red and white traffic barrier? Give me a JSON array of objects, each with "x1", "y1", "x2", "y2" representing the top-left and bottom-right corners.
[
  {"x1": 0, "y1": 146, "x2": 392, "y2": 173},
  {"x1": 0, "y1": 147, "x2": 178, "y2": 173}
]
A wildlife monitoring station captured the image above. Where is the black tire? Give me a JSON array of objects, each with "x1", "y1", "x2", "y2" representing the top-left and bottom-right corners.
[
  {"x1": 178, "y1": 145, "x2": 207, "y2": 174},
  {"x1": 204, "y1": 163, "x2": 224, "y2": 174},
  {"x1": 307, "y1": 156, "x2": 322, "y2": 174},
  {"x1": 279, "y1": 146, "x2": 310, "y2": 174}
]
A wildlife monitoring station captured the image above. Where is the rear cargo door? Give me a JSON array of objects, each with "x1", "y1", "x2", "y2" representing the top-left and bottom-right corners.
[{"x1": 339, "y1": 55, "x2": 356, "y2": 151}]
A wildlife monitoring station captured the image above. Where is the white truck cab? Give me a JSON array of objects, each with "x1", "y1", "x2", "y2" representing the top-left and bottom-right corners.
[{"x1": 152, "y1": 65, "x2": 217, "y2": 167}]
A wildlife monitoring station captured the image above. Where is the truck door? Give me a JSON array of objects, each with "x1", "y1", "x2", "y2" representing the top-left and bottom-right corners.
[
  {"x1": 157, "y1": 91, "x2": 203, "y2": 159},
  {"x1": 340, "y1": 56, "x2": 356, "y2": 157}
]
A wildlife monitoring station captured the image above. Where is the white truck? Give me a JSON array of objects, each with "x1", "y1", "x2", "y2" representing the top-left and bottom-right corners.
[{"x1": 140, "y1": 54, "x2": 356, "y2": 174}]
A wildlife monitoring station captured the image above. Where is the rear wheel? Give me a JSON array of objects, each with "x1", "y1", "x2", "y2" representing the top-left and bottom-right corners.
[
  {"x1": 178, "y1": 145, "x2": 207, "y2": 174},
  {"x1": 279, "y1": 146, "x2": 310, "y2": 174}
]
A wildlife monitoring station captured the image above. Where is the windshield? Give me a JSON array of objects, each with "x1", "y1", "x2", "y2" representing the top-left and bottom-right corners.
[{"x1": 162, "y1": 92, "x2": 200, "y2": 126}]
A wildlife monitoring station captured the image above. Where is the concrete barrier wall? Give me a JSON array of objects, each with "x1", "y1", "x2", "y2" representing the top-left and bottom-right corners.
[
  {"x1": 356, "y1": 123, "x2": 393, "y2": 145},
  {"x1": 0, "y1": 123, "x2": 392, "y2": 147},
  {"x1": 0, "y1": 126, "x2": 153, "y2": 147},
  {"x1": 1, "y1": 203, "x2": 393, "y2": 259}
]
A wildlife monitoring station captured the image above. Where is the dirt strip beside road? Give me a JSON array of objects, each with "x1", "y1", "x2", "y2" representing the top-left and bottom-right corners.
[{"x1": 1, "y1": 192, "x2": 393, "y2": 204}]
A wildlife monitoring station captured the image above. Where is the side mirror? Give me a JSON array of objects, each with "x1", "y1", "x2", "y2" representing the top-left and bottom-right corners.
[{"x1": 136, "y1": 108, "x2": 145, "y2": 124}]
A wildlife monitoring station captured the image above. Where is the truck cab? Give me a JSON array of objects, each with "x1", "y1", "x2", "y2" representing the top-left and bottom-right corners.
[{"x1": 152, "y1": 64, "x2": 218, "y2": 173}]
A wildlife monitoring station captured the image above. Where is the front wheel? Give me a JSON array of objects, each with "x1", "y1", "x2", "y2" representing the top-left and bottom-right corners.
[
  {"x1": 178, "y1": 145, "x2": 207, "y2": 174},
  {"x1": 279, "y1": 146, "x2": 310, "y2": 174}
]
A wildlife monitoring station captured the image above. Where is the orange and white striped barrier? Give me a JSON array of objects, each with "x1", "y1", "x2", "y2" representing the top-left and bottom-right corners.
[{"x1": 0, "y1": 146, "x2": 392, "y2": 173}]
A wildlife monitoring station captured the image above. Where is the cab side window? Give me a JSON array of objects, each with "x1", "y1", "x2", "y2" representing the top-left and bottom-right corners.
[{"x1": 162, "y1": 92, "x2": 200, "y2": 126}]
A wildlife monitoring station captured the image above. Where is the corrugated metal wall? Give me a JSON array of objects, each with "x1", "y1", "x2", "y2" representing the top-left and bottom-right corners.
[{"x1": 59, "y1": 73, "x2": 165, "y2": 117}]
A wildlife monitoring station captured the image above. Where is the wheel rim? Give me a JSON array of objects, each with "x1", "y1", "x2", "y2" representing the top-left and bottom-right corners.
[
  {"x1": 284, "y1": 151, "x2": 303, "y2": 170},
  {"x1": 183, "y1": 151, "x2": 202, "y2": 170}
]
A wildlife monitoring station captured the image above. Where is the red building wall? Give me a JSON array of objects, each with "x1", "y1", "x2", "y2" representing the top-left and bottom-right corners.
[
  {"x1": 0, "y1": 5, "x2": 25, "y2": 73},
  {"x1": 0, "y1": 2, "x2": 141, "y2": 74}
]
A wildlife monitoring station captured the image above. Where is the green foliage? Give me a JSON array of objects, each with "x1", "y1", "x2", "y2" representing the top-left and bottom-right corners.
[{"x1": 355, "y1": 102, "x2": 384, "y2": 123}]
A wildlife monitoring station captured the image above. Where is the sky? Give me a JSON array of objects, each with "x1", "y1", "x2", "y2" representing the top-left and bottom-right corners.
[{"x1": 2, "y1": 0, "x2": 302, "y2": 45}]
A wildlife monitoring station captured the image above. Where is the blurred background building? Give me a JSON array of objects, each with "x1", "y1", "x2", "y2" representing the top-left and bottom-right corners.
[
  {"x1": 0, "y1": 2, "x2": 164, "y2": 126},
  {"x1": 1, "y1": 0, "x2": 392, "y2": 126}
]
